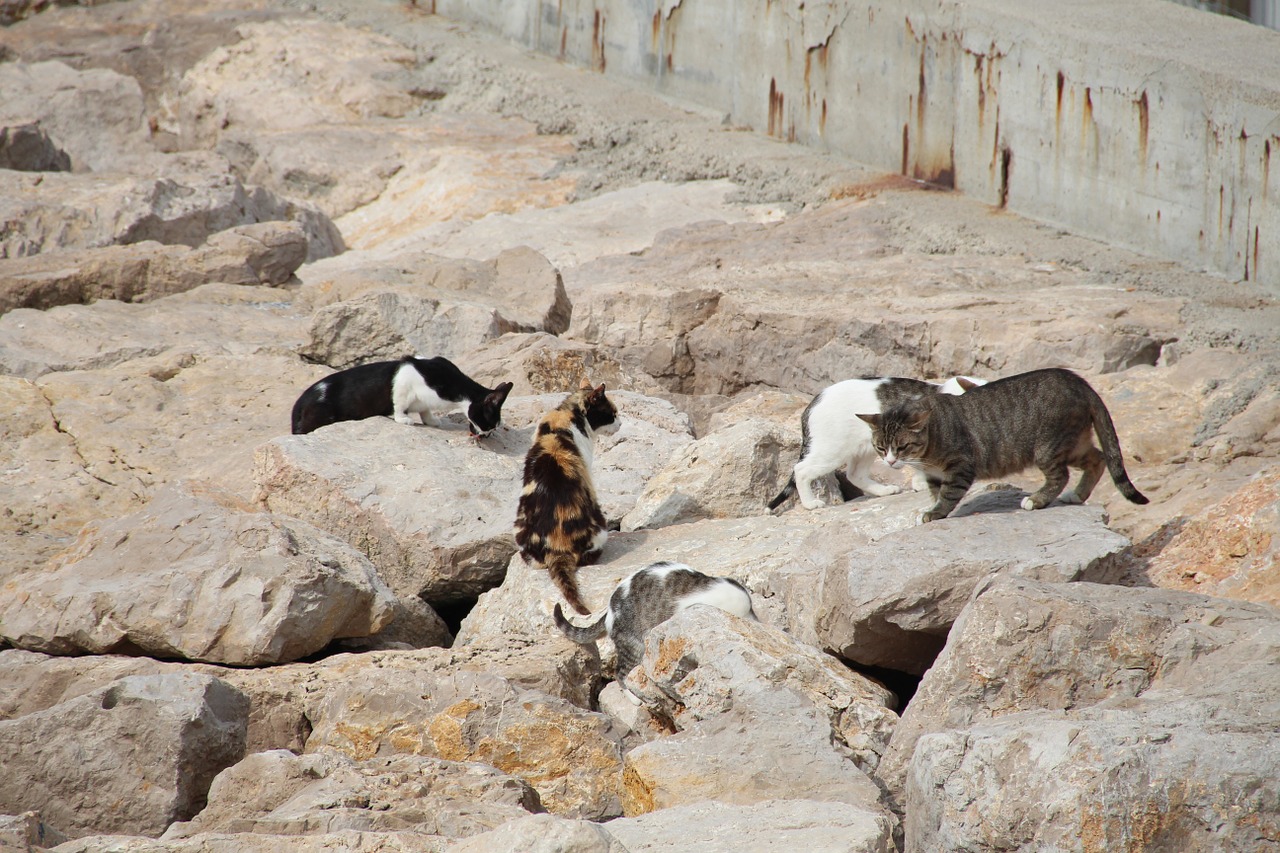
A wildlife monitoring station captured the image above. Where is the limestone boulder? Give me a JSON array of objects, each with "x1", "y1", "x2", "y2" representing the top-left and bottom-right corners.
[
  {"x1": 620, "y1": 418, "x2": 798, "y2": 530},
  {"x1": 253, "y1": 392, "x2": 693, "y2": 601},
  {"x1": 0, "y1": 283, "x2": 309, "y2": 379},
  {"x1": 0, "y1": 60, "x2": 150, "y2": 172},
  {"x1": 0, "y1": 167, "x2": 341, "y2": 262},
  {"x1": 0, "y1": 673, "x2": 248, "y2": 839},
  {"x1": 164, "y1": 749, "x2": 539, "y2": 840},
  {"x1": 0, "y1": 222, "x2": 307, "y2": 314},
  {"x1": 621, "y1": 696, "x2": 887, "y2": 818},
  {"x1": 0, "y1": 119, "x2": 71, "y2": 172},
  {"x1": 306, "y1": 669, "x2": 624, "y2": 820},
  {"x1": 445, "y1": 814, "x2": 623, "y2": 853},
  {"x1": 567, "y1": 198, "x2": 1182, "y2": 396},
  {"x1": 877, "y1": 578, "x2": 1280, "y2": 850},
  {"x1": 176, "y1": 20, "x2": 422, "y2": 149},
  {"x1": 628, "y1": 608, "x2": 899, "y2": 774},
  {"x1": 0, "y1": 483, "x2": 399, "y2": 665},
  {"x1": 457, "y1": 332, "x2": 660, "y2": 398},
  {"x1": 813, "y1": 488, "x2": 1132, "y2": 674},
  {"x1": 604, "y1": 799, "x2": 897, "y2": 853},
  {"x1": 404, "y1": 179, "x2": 784, "y2": 270},
  {"x1": 455, "y1": 498, "x2": 919, "y2": 650},
  {"x1": 1137, "y1": 468, "x2": 1280, "y2": 607},
  {"x1": 296, "y1": 246, "x2": 572, "y2": 369}
]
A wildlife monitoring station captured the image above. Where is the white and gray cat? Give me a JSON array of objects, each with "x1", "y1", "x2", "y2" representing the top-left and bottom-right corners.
[
  {"x1": 769, "y1": 375, "x2": 988, "y2": 510},
  {"x1": 553, "y1": 561, "x2": 758, "y2": 702}
]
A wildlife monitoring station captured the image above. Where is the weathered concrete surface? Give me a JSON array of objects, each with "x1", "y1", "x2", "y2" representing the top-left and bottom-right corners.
[{"x1": 434, "y1": 0, "x2": 1280, "y2": 286}]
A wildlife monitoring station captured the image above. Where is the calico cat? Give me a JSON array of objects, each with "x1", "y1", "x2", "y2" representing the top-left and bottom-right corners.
[
  {"x1": 857, "y1": 367, "x2": 1149, "y2": 522},
  {"x1": 553, "y1": 560, "x2": 758, "y2": 700},
  {"x1": 514, "y1": 380, "x2": 619, "y2": 615},
  {"x1": 291, "y1": 356, "x2": 513, "y2": 437},
  {"x1": 769, "y1": 375, "x2": 987, "y2": 510}
]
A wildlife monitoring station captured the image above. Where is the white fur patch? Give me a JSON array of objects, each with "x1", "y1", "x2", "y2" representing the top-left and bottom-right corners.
[
  {"x1": 314, "y1": 380, "x2": 328, "y2": 402},
  {"x1": 676, "y1": 578, "x2": 756, "y2": 620},
  {"x1": 391, "y1": 363, "x2": 450, "y2": 424},
  {"x1": 570, "y1": 424, "x2": 596, "y2": 469}
]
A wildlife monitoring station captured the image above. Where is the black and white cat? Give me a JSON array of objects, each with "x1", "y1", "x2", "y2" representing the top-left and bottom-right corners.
[
  {"x1": 291, "y1": 356, "x2": 514, "y2": 437},
  {"x1": 553, "y1": 561, "x2": 758, "y2": 702},
  {"x1": 769, "y1": 375, "x2": 988, "y2": 510}
]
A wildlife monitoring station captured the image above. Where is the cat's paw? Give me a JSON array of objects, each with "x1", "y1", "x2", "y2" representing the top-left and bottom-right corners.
[
  {"x1": 799, "y1": 498, "x2": 828, "y2": 510},
  {"x1": 1020, "y1": 496, "x2": 1045, "y2": 511},
  {"x1": 393, "y1": 413, "x2": 416, "y2": 425},
  {"x1": 920, "y1": 510, "x2": 948, "y2": 523},
  {"x1": 860, "y1": 482, "x2": 902, "y2": 498},
  {"x1": 1058, "y1": 490, "x2": 1083, "y2": 505}
]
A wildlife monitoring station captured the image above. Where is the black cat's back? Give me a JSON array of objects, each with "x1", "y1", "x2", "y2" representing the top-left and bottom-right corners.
[{"x1": 292, "y1": 361, "x2": 398, "y2": 434}]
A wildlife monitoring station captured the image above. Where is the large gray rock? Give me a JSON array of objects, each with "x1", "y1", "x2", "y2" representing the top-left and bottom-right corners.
[
  {"x1": 253, "y1": 392, "x2": 694, "y2": 602},
  {"x1": 0, "y1": 483, "x2": 399, "y2": 665},
  {"x1": 883, "y1": 578, "x2": 1280, "y2": 851},
  {"x1": 445, "y1": 814, "x2": 623, "y2": 853},
  {"x1": 621, "y1": 695, "x2": 886, "y2": 818},
  {"x1": 567, "y1": 198, "x2": 1183, "y2": 396},
  {"x1": 812, "y1": 488, "x2": 1132, "y2": 673},
  {"x1": 0, "y1": 119, "x2": 71, "y2": 172},
  {"x1": 0, "y1": 167, "x2": 341, "y2": 262},
  {"x1": 296, "y1": 246, "x2": 572, "y2": 369},
  {"x1": 457, "y1": 332, "x2": 660, "y2": 398},
  {"x1": 0, "y1": 60, "x2": 149, "y2": 173},
  {"x1": 0, "y1": 283, "x2": 309, "y2": 379},
  {"x1": 620, "y1": 417, "x2": 798, "y2": 530},
  {"x1": 604, "y1": 799, "x2": 897, "y2": 853},
  {"x1": 0, "y1": 222, "x2": 307, "y2": 314},
  {"x1": 164, "y1": 749, "x2": 539, "y2": 840},
  {"x1": 176, "y1": 20, "x2": 421, "y2": 149},
  {"x1": 53, "y1": 830, "x2": 446, "y2": 853},
  {"x1": 628, "y1": 607, "x2": 898, "y2": 775},
  {"x1": 305, "y1": 669, "x2": 624, "y2": 821},
  {"x1": 0, "y1": 673, "x2": 248, "y2": 839}
]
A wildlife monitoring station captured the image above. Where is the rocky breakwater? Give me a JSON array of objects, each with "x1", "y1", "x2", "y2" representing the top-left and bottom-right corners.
[{"x1": 2, "y1": 1, "x2": 1280, "y2": 851}]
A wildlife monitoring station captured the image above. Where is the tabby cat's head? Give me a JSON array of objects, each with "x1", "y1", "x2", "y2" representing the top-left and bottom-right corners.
[{"x1": 857, "y1": 405, "x2": 931, "y2": 468}]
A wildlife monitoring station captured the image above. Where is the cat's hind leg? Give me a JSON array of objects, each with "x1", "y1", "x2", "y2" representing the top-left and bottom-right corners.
[
  {"x1": 613, "y1": 632, "x2": 646, "y2": 705},
  {"x1": 1061, "y1": 443, "x2": 1105, "y2": 505},
  {"x1": 1022, "y1": 463, "x2": 1072, "y2": 510},
  {"x1": 791, "y1": 456, "x2": 833, "y2": 510},
  {"x1": 844, "y1": 454, "x2": 901, "y2": 498}
]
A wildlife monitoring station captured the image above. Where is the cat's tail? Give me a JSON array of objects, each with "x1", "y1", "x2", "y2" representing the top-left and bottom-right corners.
[
  {"x1": 545, "y1": 552, "x2": 592, "y2": 615},
  {"x1": 1087, "y1": 390, "x2": 1150, "y2": 505},
  {"x1": 553, "y1": 602, "x2": 608, "y2": 644},
  {"x1": 768, "y1": 475, "x2": 797, "y2": 510}
]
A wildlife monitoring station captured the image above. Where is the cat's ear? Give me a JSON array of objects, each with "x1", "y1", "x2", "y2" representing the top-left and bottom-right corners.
[
  {"x1": 594, "y1": 383, "x2": 607, "y2": 396},
  {"x1": 906, "y1": 410, "x2": 931, "y2": 430},
  {"x1": 956, "y1": 377, "x2": 980, "y2": 391},
  {"x1": 487, "y1": 381, "x2": 514, "y2": 406},
  {"x1": 855, "y1": 413, "x2": 881, "y2": 427},
  {"x1": 578, "y1": 377, "x2": 594, "y2": 391}
]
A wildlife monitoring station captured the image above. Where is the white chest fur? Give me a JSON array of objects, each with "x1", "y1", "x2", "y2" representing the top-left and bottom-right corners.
[{"x1": 391, "y1": 363, "x2": 450, "y2": 424}]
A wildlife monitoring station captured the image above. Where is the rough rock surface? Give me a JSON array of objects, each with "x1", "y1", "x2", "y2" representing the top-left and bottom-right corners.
[
  {"x1": 812, "y1": 488, "x2": 1133, "y2": 673},
  {"x1": 0, "y1": 483, "x2": 399, "y2": 665},
  {"x1": 629, "y1": 608, "x2": 898, "y2": 774},
  {"x1": 0, "y1": 0, "x2": 1278, "y2": 847},
  {"x1": 305, "y1": 668, "x2": 624, "y2": 821},
  {"x1": 164, "y1": 749, "x2": 540, "y2": 840},
  {"x1": 296, "y1": 246, "x2": 572, "y2": 369},
  {"x1": 885, "y1": 578, "x2": 1280, "y2": 850},
  {"x1": 0, "y1": 673, "x2": 248, "y2": 839}
]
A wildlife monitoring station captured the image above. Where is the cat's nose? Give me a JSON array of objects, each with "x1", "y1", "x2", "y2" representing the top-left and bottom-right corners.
[{"x1": 884, "y1": 451, "x2": 899, "y2": 466}]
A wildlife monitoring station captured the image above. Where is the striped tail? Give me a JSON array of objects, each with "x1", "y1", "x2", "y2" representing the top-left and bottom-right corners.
[
  {"x1": 546, "y1": 552, "x2": 592, "y2": 615},
  {"x1": 553, "y1": 602, "x2": 608, "y2": 644},
  {"x1": 1088, "y1": 393, "x2": 1149, "y2": 505},
  {"x1": 768, "y1": 474, "x2": 797, "y2": 510}
]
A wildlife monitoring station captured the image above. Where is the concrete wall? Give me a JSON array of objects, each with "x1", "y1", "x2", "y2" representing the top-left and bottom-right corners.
[{"x1": 432, "y1": 0, "x2": 1280, "y2": 287}]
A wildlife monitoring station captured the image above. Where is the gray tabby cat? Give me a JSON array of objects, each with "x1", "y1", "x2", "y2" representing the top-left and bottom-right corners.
[
  {"x1": 857, "y1": 367, "x2": 1149, "y2": 522},
  {"x1": 553, "y1": 561, "x2": 758, "y2": 701}
]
